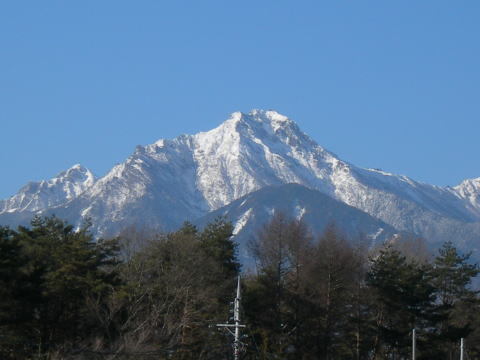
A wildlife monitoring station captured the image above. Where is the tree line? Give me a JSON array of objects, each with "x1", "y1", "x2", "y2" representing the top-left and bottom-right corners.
[{"x1": 0, "y1": 213, "x2": 479, "y2": 359}]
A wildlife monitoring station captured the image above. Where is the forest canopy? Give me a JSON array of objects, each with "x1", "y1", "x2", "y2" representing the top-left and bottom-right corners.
[{"x1": 0, "y1": 214, "x2": 479, "y2": 359}]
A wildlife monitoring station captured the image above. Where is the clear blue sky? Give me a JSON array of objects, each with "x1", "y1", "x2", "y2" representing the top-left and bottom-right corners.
[{"x1": 1, "y1": 1, "x2": 479, "y2": 199}]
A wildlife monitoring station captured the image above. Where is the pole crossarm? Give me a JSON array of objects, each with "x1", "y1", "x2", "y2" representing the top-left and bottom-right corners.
[
  {"x1": 216, "y1": 276, "x2": 245, "y2": 360},
  {"x1": 216, "y1": 324, "x2": 246, "y2": 328}
]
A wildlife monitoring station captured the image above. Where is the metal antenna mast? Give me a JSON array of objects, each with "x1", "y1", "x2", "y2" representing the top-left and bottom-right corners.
[
  {"x1": 460, "y1": 338, "x2": 464, "y2": 360},
  {"x1": 412, "y1": 328, "x2": 416, "y2": 360},
  {"x1": 216, "y1": 276, "x2": 246, "y2": 360}
]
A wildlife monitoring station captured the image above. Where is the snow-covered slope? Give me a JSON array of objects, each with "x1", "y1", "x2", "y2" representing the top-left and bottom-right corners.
[
  {"x1": 0, "y1": 110, "x2": 479, "y2": 253},
  {"x1": 195, "y1": 183, "x2": 403, "y2": 264},
  {"x1": 0, "y1": 164, "x2": 95, "y2": 214},
  {"x1": 452, "y1": 178, "x2": 480, "y2": 217}
]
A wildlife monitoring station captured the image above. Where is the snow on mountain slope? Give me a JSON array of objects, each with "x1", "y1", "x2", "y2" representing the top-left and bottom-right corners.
[
  {"x1": 190, "y1": 110, "x2": 338, "y2": 209},
  {"x1": 36, "y1": 109, "x2": 342, "y2": 235},
  {"x1": 194, "y1": 183, "x2": 403, "y2": 264},
  {"x1": 0, "y1": 110, "x2": 479, "y2": 251},
  {"x1": 0, "y1": 164, "x2": 95, "y2": 214},
  {"x1": 51, "y1": 139, "x2": 211, "y2": 235},
  {"x1": 452, "y1": 178, "x2": 480, "y2": 217},
  {"x1": 182, "y1": 109, "x2": 479, "y2": 236}
]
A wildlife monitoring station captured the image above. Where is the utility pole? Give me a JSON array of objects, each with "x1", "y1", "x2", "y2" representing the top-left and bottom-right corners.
[
  {"x1": 412, "y1": 328, "x2": 416, "y2": 360},
  {"x1": 216, "y1": 277, "x2": 246, "y2": 360},
  {"x1": 460, "y1": 338, "x2": 464, "y2": 360}
]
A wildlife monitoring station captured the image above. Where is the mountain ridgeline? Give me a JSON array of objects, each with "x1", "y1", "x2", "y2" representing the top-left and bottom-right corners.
[{"x1": 1, "y1": 110, "x2": 479, "y2": 258}]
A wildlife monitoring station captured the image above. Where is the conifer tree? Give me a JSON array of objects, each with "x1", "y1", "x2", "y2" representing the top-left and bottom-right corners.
[
  {"x1": 0, "y1": 226, "x2": 22, "y2": 322},
  {"x1": 431, "y1": 241, "x2": 480, "y2": 356},
  {"x1": 13, "y1": 216, "x2": 120, "y2": 356},
  {"x1": 199, "y1": 217, "x2": 240, "y2": 279},
  {"x1": 367, "y1": 246, "x2": 437, "y2": 359},
  {"x1": 0, "y1": 226, "x2": 30, "y2": 355}
]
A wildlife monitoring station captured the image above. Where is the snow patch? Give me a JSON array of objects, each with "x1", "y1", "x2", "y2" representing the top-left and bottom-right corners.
[
  {"x1": 294, "y1": 205, "x2": 306, "y2": 220},
  {"x1": 233, "y1": 208, "x2": 253, "y2": 235},
  {"x1": 369, "y1": 227, "x2": 384, "y2": 240}
]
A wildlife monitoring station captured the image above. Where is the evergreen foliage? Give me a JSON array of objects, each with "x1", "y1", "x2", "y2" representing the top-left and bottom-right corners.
[
  {"x1": 432, "y1": 241, "x2": 480, "y2": 357},
  {"x1": 366, "y1": 246, "x2": 438, "y2": 359},
  {"x1": 0, "y1": 216, "x2": 120, "y2": 359},
  {"x1": 1, "y1": 214, "x2": 480, "y2": 359}
]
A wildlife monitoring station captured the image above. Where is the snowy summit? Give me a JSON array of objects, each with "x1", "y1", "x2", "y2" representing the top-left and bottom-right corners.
[{"x1": 0, "y1": 110, "x2": 479, "y2": 258}]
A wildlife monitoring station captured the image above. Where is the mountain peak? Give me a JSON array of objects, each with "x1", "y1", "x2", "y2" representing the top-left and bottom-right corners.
[
  {"x1": 1, "y1": 109, "x2": 480, "y2": 262},
  {"x1": 207, "y1": 109, "x2": 305, "y2": 147},
  {"x1": 63, "y1": 163, "x2": 94, "y2": 177},
  {"x1": 0, "y1": 164, "x2": 96, "y2": 214},
  {"x1": 232, "y1": 109, "x2": 292, "y2": 129},
  {"x1": 250, "y1": 109, "x2": 289, "y2": 122},
  {"x1": 151, "y1": 110, "x2": 297, "y2": 150},
  {"x1": 69, "y1": 163, "x2": 87, "y2": 171},
  {"x1": 454, "y1": 177, "x2": 480, "y2": 211}
]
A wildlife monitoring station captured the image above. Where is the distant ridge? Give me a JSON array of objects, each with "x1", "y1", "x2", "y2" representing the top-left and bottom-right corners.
[
  {"x1": 194, "y1": 183, "x2": 403, "y2": 264},
  {"x1": 1, "y1": 110, "x2": 479, "y2": 260}
]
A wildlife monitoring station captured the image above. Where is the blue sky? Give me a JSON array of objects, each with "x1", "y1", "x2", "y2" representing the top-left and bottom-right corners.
[{"x1": 1, "y1": 1, "x2": 479, "y2": 199}]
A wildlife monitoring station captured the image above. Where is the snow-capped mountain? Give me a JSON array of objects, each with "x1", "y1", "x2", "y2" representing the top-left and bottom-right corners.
[
  {"x1": 453, "y1": 178, "x2": 480, "y2": 217},
  {"x1": 0, "y1": 164, "x2": 95, "y2": 214},
  {"x1": 1, "y1": 110, "x2": 479, "y2": 255}
]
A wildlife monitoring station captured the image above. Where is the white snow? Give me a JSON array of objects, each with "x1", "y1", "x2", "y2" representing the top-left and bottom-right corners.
[
  {"x1": 0, "y1": 164, "x2": 96, "y2": 214},
  {"x1": 294, "y1": 205, "x2": 306, "y2": 220},
  {"x1": 2, "y1": 109, "x2": 479, "y2": 245},
  {"x1": 233, "y1": 208, "x2": 253, "y2": 235},
  {"x1": 452, "y1": 177, "x2": 480, "y2": 214}
]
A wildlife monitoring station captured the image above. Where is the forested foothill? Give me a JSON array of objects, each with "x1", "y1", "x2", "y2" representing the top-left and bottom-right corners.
[{"x1": 1, "y1": 214, "x2": 480, "y2": 359}]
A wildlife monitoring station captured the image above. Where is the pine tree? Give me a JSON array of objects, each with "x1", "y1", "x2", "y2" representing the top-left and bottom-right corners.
[
  {"x1": 367, "y1": 246, "x2": 437, "y2": 359},
  {"x1": 13, "y1": 216, "x2": 120, "y2": 356},
  {"x1": 108, "y1": 219, "x2": 239, "y2": 358},
  {"x1": 0, "y1": 226, "x2": 23, "y2": 323},
  {"x1": 199, "y1": 217, "x2": 240, "y2": 279},
  {"x1": 431, "y1": 241, "x2": 480, "y2": 357},
  {"x1": 0, "y1": 226, "x2": 30, "y2": 357}
]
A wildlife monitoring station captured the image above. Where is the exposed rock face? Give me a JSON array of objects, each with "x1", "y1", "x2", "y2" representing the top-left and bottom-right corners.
[{"x1": 1, "y1": 110, "x2": 479, "y2": 257}]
